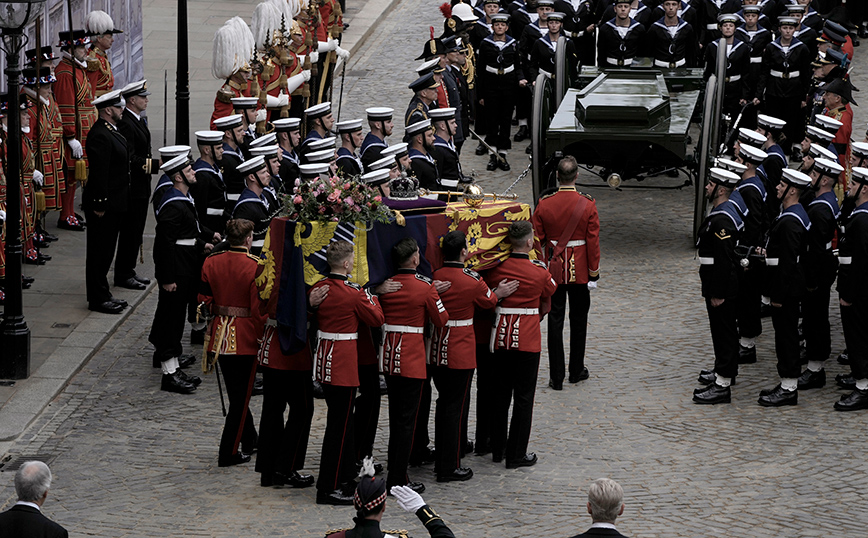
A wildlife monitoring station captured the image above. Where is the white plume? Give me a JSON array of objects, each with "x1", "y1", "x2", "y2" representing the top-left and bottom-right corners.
[
  {"x1": 85, "y1": 10, "x2": 115, "y2": 34},
  {"x1": 358, "y1": 456, "x2": 376, "y2": 478},
  {"x1": 252, "y1": 2, "x2": 283, "y2": 50},
  {"x1": 212, "y1": 17, "x2": 254, "y2": 79}
]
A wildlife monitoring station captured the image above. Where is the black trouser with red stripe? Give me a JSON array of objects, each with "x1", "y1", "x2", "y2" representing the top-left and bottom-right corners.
[
  {"x1": 354, "y1": 364, "x2": 381, "y2": 462},
  {"x1": 491, "y1": 350, "x2": 540, "y2": 463},
  {"x1": 433, "y1": 367, "x2": 474, "y2": 476},
  {"x1": 316, "y1": 385, "x2": 357, "y2": 493},
  {"x1": 548, "y1": 283, "x2": 591, "y2": 384},
  {"x1": 217, "y1": 355, "x2": 258, "y2": 464},
  {"x1": 256, "y1": 368, "x2": 314, "y2": 478},
  {"x1": 474, "y1": 344, "x2": 495, "y2": 450},
  {"x1": 385, "y1": 375, "x2": 424, "y2": 489},
  {"x1": 411, "y1": 366, "x2": 435, "y2": 463}
]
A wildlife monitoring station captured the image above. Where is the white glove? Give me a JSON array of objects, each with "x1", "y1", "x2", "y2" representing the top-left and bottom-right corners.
[
  {"x1": 255, "y1": 109, "x2": 267, "y2": 123},
  {"x1": 309, "y1": 51, "x2": 319, "y2": 64},
  {"x1": 286, "y1": 71, "x2": 310, "y2": 94},
  {"x1": 318, "y1": 39, "x2": 336, "y2": 53},
  {"x1": 32, "y1": 169, "x2": 44, "y2": 187},
  {"x1": 587, "y1": 281, "x2": 597, "y2": 291},
  {"x1": 761, "y1": 295, "x2": 771, "y2": 305},
  {"x1": 68, "y1": 138, "x2": 83, "y2": 159},
  {"x1": 266, "y1": 92, "x2": 290, "y2": 108},
  {"x1": 335, "y1": 45, "x2": 350, "y2": 61},
  {"x1": 390, "y1": 486, "x2": 426, "y2": 513},
  {"x1": 0, "y1": 209, "x2": 6, "y2": 222}
]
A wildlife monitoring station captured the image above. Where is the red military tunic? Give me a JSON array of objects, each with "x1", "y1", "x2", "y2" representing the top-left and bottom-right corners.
[
  {"x1": 85, "y1": 46, "x2": 113, "y2": 97},
  {"x1": 24, "y1": 91, "x2": 66, "y2": 211},
  {"x1": 531, "y1": 186, "x2": 601, "y2": 285},
  {"x1": 199, "y1": 247, "x2": 268, "y2": 356},
  {"x1": 429, "y1": 262, "x2": 498, "y2": 369},
  {"x1": 378, "y1": 268, "x2": 449, "y2": 379},
  {"x1": 258, "y1": 319, "x2": 313, "y2": 371},
  {"x1": 309, "y1": 274, "x2": 384, "y2": 386},
  {"x1": 485, "y1": 253, "x2": 557, "y2": 353},
  {"x1": 210, "y1": 78, "x2": 252, "y2": 130},
  {"x1": 54, "y1": 56, "x2": 97, "y2": 170}
]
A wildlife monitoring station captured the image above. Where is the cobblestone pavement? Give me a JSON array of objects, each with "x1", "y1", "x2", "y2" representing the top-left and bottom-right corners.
[{"x1": 2, "y1": 0, "x2": 868, "y2": 536}]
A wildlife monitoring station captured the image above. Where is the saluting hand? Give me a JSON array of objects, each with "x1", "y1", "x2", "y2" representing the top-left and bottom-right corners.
[{"x1": 493, "y1": 279, "x2": 519, "y2": 299}]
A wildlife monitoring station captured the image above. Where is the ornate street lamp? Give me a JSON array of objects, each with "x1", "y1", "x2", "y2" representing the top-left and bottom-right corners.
[{"x1": 0, "y1": 0, "x2": 46, "y2": 380}]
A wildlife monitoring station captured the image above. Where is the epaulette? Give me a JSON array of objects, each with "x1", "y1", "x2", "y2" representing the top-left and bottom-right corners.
[
  {"x1": 216, "y1": 86, "x2": 235, "y2": 104},
  {"x1": 463, "y1": 267, "x2": 482, "y2": 280},
  {"x1": 531, "y1": 259, "x2": 548, "y2": 269},
  {"x1": 343, "y1": 280, "x2": 362, "y2": 290},
  {"x1": 382, "y1": 530, "x2": 410, "y2": 538},
  {"x1": 85, "y1": 57, "x2": 100, "y2": 72},
  {"x1": 206, "y1": 249, "x2": 229, "y2": 258},
  {"x1": 539, "y1": 190, "x2": 556, "y2": 201},
  {"x1": 580, "y1": 192, "x2": 594, "y2": 202},
  {"x1": 324, "y1": 527, "x2": 350, "y2": 537},
  {"x1": 415, "y1": 273, "x2": 433, "y2": 285},
  {"x1": 246, "y1": 253, "x2": 261, "y2": 261}
]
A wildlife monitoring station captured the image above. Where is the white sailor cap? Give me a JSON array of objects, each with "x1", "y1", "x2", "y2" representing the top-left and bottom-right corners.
[
  {"x1": 852, "y1": 166, "x2": 868, "y2": 184},
  {"x1": 160, "y1": 154, "x2": 192, "y2": 176},
  {"x1": 806, "y1": 125, "x2": 834, "y2": 144},
  {"x1": 195, "y1": 130, "x2": 224, "y2": 145},
  {"x1": 709, "y1": 167, "x2": 740, "y2": 187},
  {"x1": 547, "y1": 11, "x2": 565, "y2": 21},
  {"x1": 781, "y1": 168, "x2": 812, "y2": 188},
  {"x1": 159, "y1": 145, "x2": 192, "y2": 160},
  {"x1": 120, "y1": 79, "x2": 150, "y2": 99},
  {"x1": 304, "y1": 101, "x2": 332, "y2": 119},
  {"x1": 370, "y1": 155, "x2": 398, "y2": 171},
  {"x1": 737, "y1": 143, "x2": 768, "y2": 165},
  {"x1": 92, "y1": 89, "x2": 124, "y2": 109},
  {"x1": 237, "y1": 155, "x2": 267, "y2": 175},
  {"x1": 273, "y1": 117, "x2": 302, "y2": 132},
  {"x1": 778, "y1": 15, "x2": 799, "y2": 27},
  {"x1": 737, "y1": 127, "x2": 766, "y2": 146},
  {"x1": 381, "y1": 142, "x2": 409, "y2": 158},
  {"x1": 716, "y1": 157, "x2": 747, "y2": 175},
  {"x1": 757, "y1": 114, "x2": 786, "y2": 132},
  {"x1": 808, "y1": 143, "x2": 837, "y2": 161},
  {"x1": 299, "y1": 163, "x2": 330, "y2": 177},
  {"x1": 362, "y1": 168, "x2": 391, "y2": 185},
  {"x1": 814, "y1": 157, "x2": 844, "y2": 177},
  {"x1": 851, "y1": 141, "x2": 868, "y2": 159},
  {"x1": 406, "y1": 119, "x2": 432, "y2": 136},
  {"x1": 250, "y1": 144, "x2": 280, "y2": 157},
  {"x1": 250, "y1": 132, "x2": 277, "y2": 147},
  {"x1": 785, "y1": 3, "x2": 806, "y2": 13},
  {"x1": 491, "y1": 12, "x2": 510, "y2": 23},
  {"x1": 415, "y1": 58, "x2": 443, "y2": 77},
  {"x1": 718, "y1": 13, "x2": 740, "y2": 25},
  {"x1": 813, "y1": 114, "x2": 843, "y2": 134},
  {"x1": 231, "y1": 96, "x2": 259, "y2": 110},
  {"x1": 307, "y1": 136, "x2": 337, "y2": 151},
  {"x1": 366, "y1": 107, "x2": 394, "y2": 121},
  {"x1": 305, "y1": 149, "x2": 336, "y2": 163},
  {"x1": 429, "y1": 107, "x2": 457, "y2": 121},
  {"x1": 214, "y1": 114, "x2": 244, "y2": 130},
  {"x1": 335, "y1": 119, "x2": 364, "y2": 133}
]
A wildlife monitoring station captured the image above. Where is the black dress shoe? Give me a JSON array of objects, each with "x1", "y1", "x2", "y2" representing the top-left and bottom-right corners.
[
  {"x1": 190, "y1": 327, "x2": 205, "y2": 345},
  {"x1": 22, "y1": 276, "x2": 35, "y2": 285},
  {"x1": 21, "y1": 281, "x2": 31, "y2": 290},
  {"x1": 834, "y1": 388, "x2": 868, "y2": 411},
  {"x1": 115, "y1": 277, "x2": 146, "y2": 290},
  {"x1": 133, "y1": 275, "x2": 151, "y2": 285},
  {"x1": 41, "y1": 232, "x2": 59, "y2": 242},
  {"x1": 696, "y1": 369, "x2": 736, "y2": 386},
  {"x1": 161, "y1": 371, "x2": 197, "y2": 394},
  {"x1": 34, "y1": 239, "x2": 50, "y2": 249},
  {"x1": 176, "y1": 368, "x2": 202, "y2": 386},
  {"x1": 836, "y1": 374, "x2": 857, "y2": 390},
  {"x1": 88, "y1": 301, "x2": 124, "y2": 314},
  {"x1": 274, "y1": 470, "x2": 314, "y2": 488},
  {"x1": 838, "y1": 350, "x2": 850, "y2": 365},
  {"x1": 569, "y1": 367, "x2": 589, "y2": 383},
  {"x1": 218, "y1": 453, "x2": 251, "y2": 467},
  {"x1": 178, "y1": 354, "x2": 197, "y2": 369},
  {"x1": 486, "y1": 154, "x2": 498, "y2": 171},
  {"x1": 548, "y1": 379, "x2": 563, "y2": 390},
  {"x1": 437, "y1": 467, "x2": 473, "y2": 482},
  {"x1": 514, "y1": 125, "x2": 529, "y2": 142},
  {"x1": 693, "y1": 383, "x2": 731, "y2": 404},
  {"x1": 252, "y1": 375, "x2": 264, "y2": 396},
  {"x1": 506, "y1": 452, "x2": 538, "y2": 469},
  {"x1": 24, "y1": 255, "x2": 45, "y2": 266},
  {"x1": 475, "y1": 142, "x2": 487, "y2": 156},
  {"x1": 316, "y1": 489, "x2": 353, "y2": 506},
  {"x1": 57, "y1": 217, "x2": 85, "y2": 231},
  {"x1": 738, "y1": 345, "x2": 757, "y2": 364},
  {"x1": 498, "y1": 155, "x2": 510, "y2": 171},
  {"x1": 758, "y1": 384, "x2": 797, "y2": 407},
  {"x1": 797, "y1": 368, "x2": 825, "y2": 390},
  {"x1": 109, "y1": 298, "x2": 128, "y2": 308},
  {"x1": 491, "y1": 450, "x2": 503, "y2": 463}
]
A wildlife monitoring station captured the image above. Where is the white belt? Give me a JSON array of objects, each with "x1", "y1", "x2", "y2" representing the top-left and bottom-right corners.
[
  {"x1": 839, "y1": 256, "x2": 852, "y2": 265},
  {"x1": 606, "y1": 57, "x2": 632, "y2": 67},
  {"x1": 568, "y1": 30, "x2": 584, "y2": 38},
  {"x1": 206, "y1": 208, "x2": 223, "y2": 215},
  {"x1": 539, "y1": 69, "x2": 552, "y2": 78},
  {"x1": 226, "y1": 193, "x2": 240, "y2": 201},
  {"x1": 317, "y1": 330, "x2": 358, "y2": 341},
  {"x1": 266, "y1": 318, "x2": 278, "y2": 327},
  {"x1": 654, "y1": 58, "x2": 686, "y2": 68},
  {"x1": 251, "y1": 239, "x2": 264, "y2": 248},
  {"x1": 485, "y1": 64, "x2": 515, "y2": 75},
  {"x1": 551, "y1": 239, "x2": 586, "y2": 247},
  {"x1": 446, "y1": 318, "x2": 474, "y2": 327},
  {"x1": 175, "y1": 238, "x2": 196, "y2": 246},
  {"x1": 440, "y1": 178, "x2": 459, "y2": 188},
  {"x1": 496, "y1": 307, "x2": 539, "y2": 315},
  {"x1": 750, "y1": 57, "x2": 761, "y2": 64},
  {"x1": 698, "y1": 257, "x2": 715, "y2": 265},
  {"x1": 766, "y1": 256, "x2": 799, "y2": 266},
  {"x1": 384, "y1": 324, "x2": 424, "y2": 334},
  {"x1": 706, "y1": 23, "x2": 717, "y2": 30},
  {"x1": 725, "y1": 74, "x2": 741, "y2": 82},
  {"x1": 770, "y1": 70, "x2": 800, "y2": 79},
  {"x1": 826, "y1": 241, "x2": 833, "y2": 250}
]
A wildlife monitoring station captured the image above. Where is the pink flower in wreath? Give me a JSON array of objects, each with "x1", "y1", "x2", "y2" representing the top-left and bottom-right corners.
[
  {"x1": 327, "y1": 191, "x2": 340, "y2": 203},
  {"x1": 293, "y1": 195, "x2": 303, "y2": 205}
]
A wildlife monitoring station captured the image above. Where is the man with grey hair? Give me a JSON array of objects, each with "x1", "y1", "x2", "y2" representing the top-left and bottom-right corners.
[
  {"x1": 0, "y1": 461, "x2": 68, "y2": 537},
  {"x1": 569, "y1": 478, "x2": 628, "y2": 538}
]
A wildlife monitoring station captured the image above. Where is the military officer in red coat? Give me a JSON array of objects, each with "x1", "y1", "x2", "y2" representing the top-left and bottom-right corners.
[
  {"x1": 532, "y1": 155, "x2": 601, "y2": 390},
  {"x1": 309, "y1": 240, "x2": 385, "y2": 505},
  {"x1": 486, "y1": 221, "x2": 557, "y2": 469}
]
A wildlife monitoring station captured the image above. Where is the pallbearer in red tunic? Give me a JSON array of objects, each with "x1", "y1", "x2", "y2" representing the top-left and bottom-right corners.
[
  {"x1": 532, "y1": 155, "x2": 601, "y2": 390},
  {"x1": 485, "y1": 221, "x2": 557, "y2": 469},
  {"x1": 199, "y1": 219, "x2": 267, "y2": 467},
  {"x1": 84, "y1": 10, "x2": 122, "y2": 98},
  {"x1": 377, "y1": 237, "x2": 448, "y2": 494},
  {"x1": 210, "y1": 17, "x2": 256, "y2": 130},
  {"x1": 23, "y1": 66, "x2": 64, "y2": 216},
  {"x1": 54, "y1": 30, "x2": 97, "y2": 231},
  {"x1": 429, "y1": 231, "x2": 517, "y2": 483},
  {"x1": 309, "y1": 240, "x2": 385, "y2": 505}
]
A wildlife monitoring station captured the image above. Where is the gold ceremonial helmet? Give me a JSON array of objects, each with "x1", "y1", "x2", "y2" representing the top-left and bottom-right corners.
[{"x1": 290, "y1": 19, "x2": 302, "y2": 36}]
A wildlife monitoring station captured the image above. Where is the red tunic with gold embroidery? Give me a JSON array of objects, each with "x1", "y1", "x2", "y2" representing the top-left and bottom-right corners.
[
  {"x1": 86, "y1": 46, "x2": 114, "y2": 97},
  {"x1": 25, "y1": 92, "x2": 66, "y2": 210},
  {"x1": 54, "y1": 56, "x2": 97, "y2": 170},
  {"x1": 210, "y1": 79, "x2": 253, "y2": 130},
  {"x1": 532, "y1": 186, "x2": 601, "y2": 285}
]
